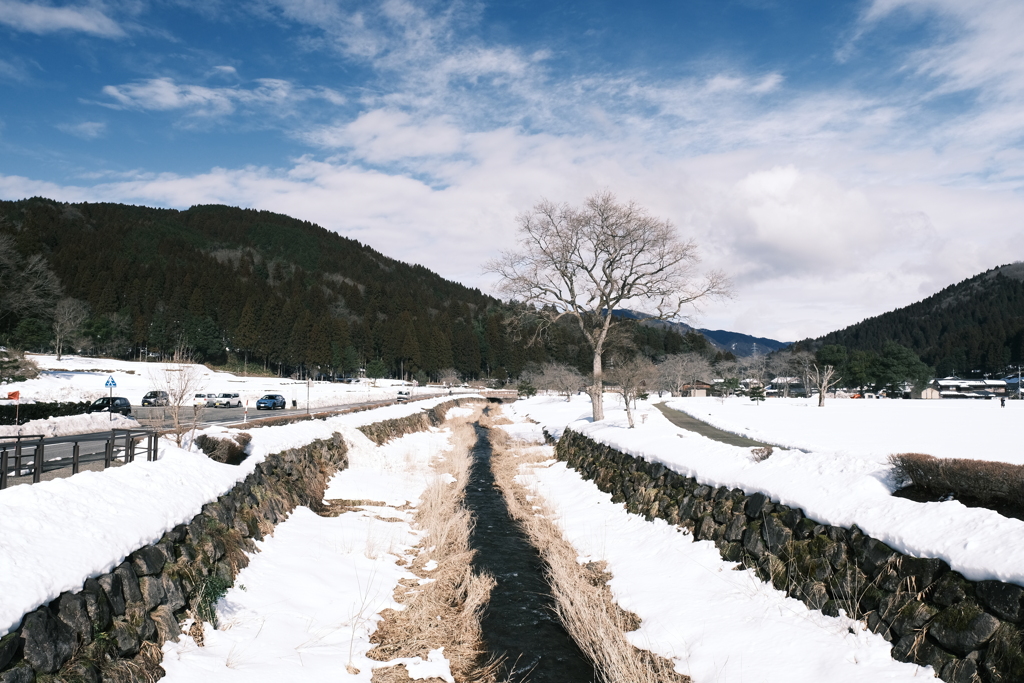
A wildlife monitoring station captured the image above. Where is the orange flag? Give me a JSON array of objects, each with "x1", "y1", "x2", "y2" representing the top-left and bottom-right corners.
[{"x1": 6, "y1": 391, "x2": 19, "y2": 401}]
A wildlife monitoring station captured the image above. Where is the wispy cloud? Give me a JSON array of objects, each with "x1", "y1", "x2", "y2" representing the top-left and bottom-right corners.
[
  {"x1": 0, "y1": 1, "x2": 124, "y2": 37},
  {"x1": 99, "y1": 77, "x2": 344, "y2": 117},
  {"x1": 56, "y1": 121, "x2": 106, "y2": 139}
]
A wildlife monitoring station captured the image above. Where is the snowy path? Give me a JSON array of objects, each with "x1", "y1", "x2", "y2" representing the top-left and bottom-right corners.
[
  {"x1": 160, "y1": 428, "x2": 458, "y2": 683},
  {"x1": 518, "y1": 453, "x2": 933, "y2": 683}
]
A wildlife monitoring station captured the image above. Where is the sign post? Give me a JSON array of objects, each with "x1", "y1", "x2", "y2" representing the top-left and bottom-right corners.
[{"x1": 105, "y1": 376, "x2": 116, "y2": 422}]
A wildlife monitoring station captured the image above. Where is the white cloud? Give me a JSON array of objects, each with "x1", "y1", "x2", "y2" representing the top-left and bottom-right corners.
[
  {"x1": 56, "y1": 121, "x2": 106, "y2": 139},
  {"x1": 0, "y1": 1, "x2": 124, "y2": 37},
  {"x1": 99, "y1": 77, "x2": 344, "y2": 116}
]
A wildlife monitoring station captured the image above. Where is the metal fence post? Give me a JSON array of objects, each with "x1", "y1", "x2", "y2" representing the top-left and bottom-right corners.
[
  {"x1": 33, "y1": 440, "x2": 43, "y2": 483},
  {"x1": 148, "y1": 432, "x2": 157, "y2": 461},
  {"x1": 14, "y1": 439, "x2": 22, "y2": 477},
  {"x1": 72, "y1": 442, "x2": 80, "y2": 474},
  {"x1": 104, "y1": 433, "x2": 113, "y2": 469},
  {"x1": 1, "y1": 447, "x2": 7, "y2": 489}
]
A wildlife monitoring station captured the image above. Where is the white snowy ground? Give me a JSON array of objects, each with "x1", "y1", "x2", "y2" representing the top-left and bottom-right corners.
[
  {"x1": 0, "y1": 395, "x2": 474, "y2": 637},
  {"x1": 513, "y1": 438, "x2": 932, "y2": 682},
  {"x1": 2, "y1": 353, "x2": 454, "y2": 408},
  {"x1": 160, "y1": 427, "x2": 459, "y2": 683},
  {"x1": 509, "y1": 394, "x2": 1024, "y2": 590},
  {"x1": 667, "y1": 395, "x2": 1024, "y2": 464}
]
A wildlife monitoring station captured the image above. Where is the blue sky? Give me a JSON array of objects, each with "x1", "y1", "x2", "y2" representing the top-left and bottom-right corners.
[{"x1": 2, "y1": 0, "x2": 1023, "y2": 340}]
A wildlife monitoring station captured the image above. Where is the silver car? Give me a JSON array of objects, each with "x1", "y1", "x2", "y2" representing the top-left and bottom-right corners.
[{"x1": 215, "y1": 392, "x2": 242, "y2": 408}]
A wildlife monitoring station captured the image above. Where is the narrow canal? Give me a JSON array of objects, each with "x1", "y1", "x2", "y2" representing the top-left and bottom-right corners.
[{"x1": 465, "y1": 422, "x2": 595, "y2": 682}]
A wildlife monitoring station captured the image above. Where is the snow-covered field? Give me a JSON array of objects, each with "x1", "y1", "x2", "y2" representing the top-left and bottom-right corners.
[
  {"x1": 2, "y1": 354, "x2": 444, "y2": 408},
  {"x1": 510, "y1": 395, "x2": 1024, "y2": 589},
  {"x1": 160, "y1": 427, "x2": 459, "y2": 683},
  {"x1": 514, "y1": 443, "x2": 931, "y2": 681},
  {"x1": 668, "y1": 395, "x2": 1024, "y2": 464},
  {"x1": 0, "y1": 395, "x2": 471, "y2": 638}
]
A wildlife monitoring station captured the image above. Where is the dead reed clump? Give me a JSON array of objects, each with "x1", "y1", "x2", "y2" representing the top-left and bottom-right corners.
[
  {"x1": 368, "y1": 406, "x2": 501, "y2": 683},
  {"x1": 889, "y1": 452, "x2": 1024, "y2": 515},
  {"x1": 486, "y1": 415, "x2": 691, "y2": 683},
  {"x1": 751, "y1": 446, "x2": 773, "y2": 462}
]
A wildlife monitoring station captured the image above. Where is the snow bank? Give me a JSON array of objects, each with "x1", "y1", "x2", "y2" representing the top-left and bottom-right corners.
[
  {"x1": 0, "y1": 412, "x2": 140, "y2": 438},
  {"x1": 511, "y1": 395, "x2": 1024, "y2": 588},
  {"x1": 518, "y1": 452, "x2": 930, "y2": 682},
  {"x1": 0, "y1": 396, "x2": 470, "y2": 637},
  {"x1": 161, "y1": 422, "x2": 459, "y2": 682}
]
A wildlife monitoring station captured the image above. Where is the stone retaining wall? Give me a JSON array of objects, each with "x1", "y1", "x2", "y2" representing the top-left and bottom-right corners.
[
  {"x1": 0, "y1": 400, "x2": 476, "y2": 683},
  {"x1": 357, "y1": 398, "x2": 475, "y2": 445},
  {"x1": 556, "y1": 429, "x2": 1024, "y2": 683}
]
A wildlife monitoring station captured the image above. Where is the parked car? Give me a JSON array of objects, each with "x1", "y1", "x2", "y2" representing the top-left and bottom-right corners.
[
  {"x1": 256, "y1": 394, "x2": 286, "y2": 410},
  {"x1": 87, "y1": 396, "x2": 132, "y2": 416},
  {"x1": 193, "y1": 393, "x2": 217, "y2": 407},
  {"x1": 141, "y1": 390, "x2": 169, "y2": 407},
  {"x1": 215, "y1": 392, "x2": 242, "y2": 408}
]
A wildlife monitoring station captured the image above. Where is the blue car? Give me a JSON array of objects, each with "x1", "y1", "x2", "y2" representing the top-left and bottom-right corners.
[{"x1": 256, "y1": 394, "x2": 286, "y2": 410}]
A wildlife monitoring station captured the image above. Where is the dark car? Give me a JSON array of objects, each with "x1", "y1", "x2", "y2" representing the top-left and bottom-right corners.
[
  {"x1": 87, "y1": 396, "x2": 132, "y2": 416},
  {"x1": 256, "y1": 394, "x2": 286, "y2": 410},
  {"x1": 141, "y1": 390, "x2": 169, "y2": 407}
]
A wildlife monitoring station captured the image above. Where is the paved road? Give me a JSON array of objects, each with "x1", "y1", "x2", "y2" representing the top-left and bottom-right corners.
[{"x1": 654, "y1": 403, "x2": 772, "y2": 448}]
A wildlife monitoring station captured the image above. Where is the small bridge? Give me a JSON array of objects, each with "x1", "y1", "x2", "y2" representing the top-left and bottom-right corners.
[{"x1": 477, "y1": 389, "x2": 519, "y2": 402}]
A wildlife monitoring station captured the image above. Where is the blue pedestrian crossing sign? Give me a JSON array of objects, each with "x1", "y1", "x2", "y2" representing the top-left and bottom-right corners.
[{"x1": 105, "y1": 375, "x2": 117, "y2": 388}]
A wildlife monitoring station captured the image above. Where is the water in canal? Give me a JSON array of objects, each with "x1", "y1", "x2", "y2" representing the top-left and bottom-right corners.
[{"x1": 465, "y1": 422, "x2": 595, "y2": 682}]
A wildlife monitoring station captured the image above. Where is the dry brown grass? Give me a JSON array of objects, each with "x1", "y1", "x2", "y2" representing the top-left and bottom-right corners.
[
  {"x1": 485, "y1": 415, "x2": 690, "y2": 683},
  {"x1": 890, "y1": 452, "x2": 1024, "y2": 514},
  {"x1": 368, "y1": 404, "x2": 502, "y2": 683}
]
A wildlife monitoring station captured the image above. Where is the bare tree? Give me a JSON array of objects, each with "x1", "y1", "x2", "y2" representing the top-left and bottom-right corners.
[
  {"x1": 438, "y1": 368, "x2": 461, "y2": 386},
  {"x1": 155, "y1": 361, "x2": 208, "y2": 446},
  {"x1": 0, "y1": 235, "x2": 62, "y2": 327},
  {"x1": 52, "y1": 298, "x2": 89, "y2": 360},
  {"x1": 606, "y1": 356, "x2": 657, "y2": 428},
  {"x1": 487, "y1": 192, "x2": 729, "y2": 421},
  {"x1": 789, "y1": 350, "x2": 815, "y2": 398},
  {"x1": 535, "y1": 362, "x2": 585, "y2": 401},
  {"x1": 809, "y1": 363, "x2": 841, "y2": 407},
  {"x1": 768, "y1": 351, "x2": 795, "y2": 398},
  {"x1": 658, "y1": 352, "x2": 713, "y2": 396},
  {"x1": 739, "y1": 353, "x2": 769, "y2": 390}
]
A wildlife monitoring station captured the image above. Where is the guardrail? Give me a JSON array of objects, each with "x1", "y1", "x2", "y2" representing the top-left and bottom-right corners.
[{"x1": 0, "y1": 428, "x2": 158, "y2": 490}]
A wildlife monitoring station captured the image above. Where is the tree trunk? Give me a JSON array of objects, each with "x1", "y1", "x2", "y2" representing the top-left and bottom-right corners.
[
  {"x1": 623, "y1": 392, "x2": 635, "y2": 428},
  {"x1": 818, "y1": 390, "x2": 825, "y2": 407},
  {"x1": 591, "y1": 352, "x2": 604, "y2": 421}
]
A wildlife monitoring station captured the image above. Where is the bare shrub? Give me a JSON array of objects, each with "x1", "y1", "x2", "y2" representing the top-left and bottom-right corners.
[
  {"x1": 193, "y1": 432, "x2": 252, "y2": 465},
  {"x1": 486, "y1": 417, "x2": 690, "y2": 683},
  {"x1": 889, "y1": 452, "x2": 1024, "y2": 511},
  {"x1": 751, "y1": 446, "x2": 773, "y2": 462}
]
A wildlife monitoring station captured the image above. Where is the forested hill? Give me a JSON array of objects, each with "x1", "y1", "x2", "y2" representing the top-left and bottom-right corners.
[
  {"x1": 0, "y1": 197, "x2": 693, "y2": 381},
  {"x1": 814, "y1": 263, "x2": 1024, "y2": 376}
]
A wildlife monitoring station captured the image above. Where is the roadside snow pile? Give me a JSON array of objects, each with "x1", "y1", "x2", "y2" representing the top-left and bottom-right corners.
[
  {"x1": 517, "y1": 450, "x2": 931, "y2": 682},
  {"x1": 511, "y1": 395, "x2": 1024, "y2": 588},
  {"x1": 0, "y1": 412, "x2": 139, "y2": 438},
  {"x1": 161, "y1": 425, "x2": 458, "y2": 682},
  {"x1": 667, "y1": 396, "x2": 1024, "y2": 464},
  {"x1": 0, "y1": 396, "x2": 467, "y2": 638}
]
